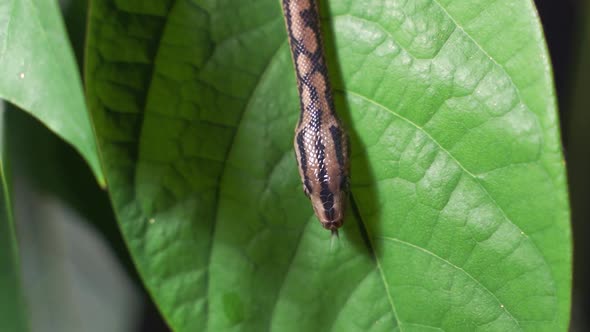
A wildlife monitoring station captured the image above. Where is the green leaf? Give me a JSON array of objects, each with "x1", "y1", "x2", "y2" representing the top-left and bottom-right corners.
[
  {"x1": 0, "y1": 104, "x2": 28, "y2": 332},
  {"x1": 0, "y1": 0, "x2": 104, "y2": 184},
  {"x1": 85, "y1": 0, "x2": 571, "y2": 331}
]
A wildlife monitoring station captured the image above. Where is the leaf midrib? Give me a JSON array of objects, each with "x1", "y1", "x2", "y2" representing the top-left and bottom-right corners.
[
  {"x1": 378, "y1": 236, "x2": 521, "y2": 328},
  {"x1": 346, "y1": 89, "x2": 557, "y2": 327}
]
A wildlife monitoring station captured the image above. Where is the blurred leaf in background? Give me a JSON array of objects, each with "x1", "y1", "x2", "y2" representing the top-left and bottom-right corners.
[
  {"x1": 0, "y1": 103, "x2": 28, "y2": 332},
  {"x1": 1, "y1": 0, "x2": 163, "y2": 331},
  {"x1": 6, "y1": 106, "x2": 145, "y2": 332}
]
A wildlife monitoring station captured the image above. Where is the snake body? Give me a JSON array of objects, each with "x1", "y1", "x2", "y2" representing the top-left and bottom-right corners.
[{"x1": 281, "y1": 0, "x2": 349, "y2": 234}]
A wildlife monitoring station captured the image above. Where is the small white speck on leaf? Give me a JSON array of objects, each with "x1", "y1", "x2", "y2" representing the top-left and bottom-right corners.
[
  {"x1": 500, "y1": 304, "x2": 504, "y2": 308},
  {"x1": 149, "y1": 218, "x2": 155, "y2": 224},
  {"x1": 19, "y1": 72, "x2": 25, "y2": 79}
]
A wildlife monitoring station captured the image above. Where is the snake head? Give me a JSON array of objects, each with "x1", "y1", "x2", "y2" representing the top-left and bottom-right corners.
[
  {"x1": 308, "y1": 175, "x2": 349, "y2": 231},
  {"x1": 294, "y1": 123, "x2": 350, "y2": 232}
]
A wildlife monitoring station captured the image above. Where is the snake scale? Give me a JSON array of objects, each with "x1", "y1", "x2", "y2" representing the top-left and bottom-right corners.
[{"x1": 281, "y1": 0, "x2": 350, "y2": 235}]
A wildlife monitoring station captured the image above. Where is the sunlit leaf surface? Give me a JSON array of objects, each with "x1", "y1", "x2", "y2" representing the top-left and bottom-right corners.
[{"x1": 85, "y1": 0, "x2": 571, "y2": 331}]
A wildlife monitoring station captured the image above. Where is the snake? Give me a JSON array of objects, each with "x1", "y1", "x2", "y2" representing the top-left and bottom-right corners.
[{"x1": 281, "y1": 0, "x2": 350, "y2": 235}]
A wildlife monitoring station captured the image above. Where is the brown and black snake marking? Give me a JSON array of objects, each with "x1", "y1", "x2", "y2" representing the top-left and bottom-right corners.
[{"x1": 282, "y1": 0, "x2": 350, "y2": 234}]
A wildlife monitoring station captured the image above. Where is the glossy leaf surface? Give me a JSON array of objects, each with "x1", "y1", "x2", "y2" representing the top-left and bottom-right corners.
[
  {"x1": 85, "y1": 0, "x2": 571, "y2": 331},
  {"x1": 0, "y1": 0, "x2": 103, "y2": 182}
]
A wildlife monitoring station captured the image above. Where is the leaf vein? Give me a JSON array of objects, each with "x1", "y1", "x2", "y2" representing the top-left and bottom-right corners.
[
  {"x1": 347, "y1": 89, "x2": 558, "y2": 325},
  {"x1": 347, "y1": 89, "x2": 552, "y2": 272},
  {"x1": 377, "y1": 235, "x2": 521, "y2": 329}
]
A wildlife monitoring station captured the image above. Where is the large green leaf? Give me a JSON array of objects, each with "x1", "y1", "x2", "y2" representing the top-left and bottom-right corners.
[
  {"x1": 0, "y1": 104, "x2": 28, "y2": 332},
  {"x1": 0, "y1": 0, "x2": 104, "y2": 183},
  {"x1": 85, "y1": 0, "x2": 571, "y2": 331}
]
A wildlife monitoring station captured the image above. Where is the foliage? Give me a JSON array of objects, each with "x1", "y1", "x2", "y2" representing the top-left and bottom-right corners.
[{"x1": 0, "y1": 0, "x2": 572, "y2": 331}]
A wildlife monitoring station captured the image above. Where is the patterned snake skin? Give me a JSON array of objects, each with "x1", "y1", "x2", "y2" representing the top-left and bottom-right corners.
[{"x1": 282, "y1": 0, "x2": 350, "y2": 234}]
